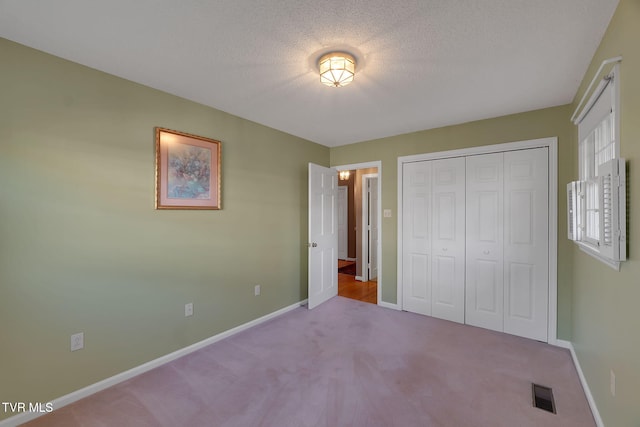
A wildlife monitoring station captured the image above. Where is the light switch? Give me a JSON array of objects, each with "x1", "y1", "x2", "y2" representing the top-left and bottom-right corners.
[{"x1": 383, "y1": 209, "x2": 392, "y2": 218}]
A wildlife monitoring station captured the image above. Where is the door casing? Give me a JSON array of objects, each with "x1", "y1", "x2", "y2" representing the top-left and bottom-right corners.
[
  {"x1": 361, "y1": 173, "x2": 378, "y2": 282},
  {"x1": 337, "y1": 186, "x2": 348, "y2": 260}
]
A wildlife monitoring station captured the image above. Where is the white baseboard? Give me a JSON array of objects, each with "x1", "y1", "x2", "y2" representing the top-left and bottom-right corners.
[
  {"x1": 0, "y1": 299, "x2": 308, "y2": 427},
  {"x1": 556, "y1": 339, "x2": 604, "y2": 427},
  {"x1": 554, "y1": 338, "x2": 572, "y2": 349},
  {"x1": 355, "y1": 276, "x2": 363, "y2": 281},
  {"x1": 378, "y1": 301, "x2": 400, "y2": 310}
]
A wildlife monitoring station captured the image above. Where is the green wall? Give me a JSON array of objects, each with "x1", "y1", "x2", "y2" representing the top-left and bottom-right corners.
[
  {"x1": 570, "y1": 0, "x2": 640, "y2": 425},
  {"x1": 331, "y1": 104, "x2": 575, "y2": 340},
  {"x1": 3, "y1": 1, "x2": 639, "y2": 423},
  {"x1": 0, "y1": 38, "x2": 328, "y2": 419}
]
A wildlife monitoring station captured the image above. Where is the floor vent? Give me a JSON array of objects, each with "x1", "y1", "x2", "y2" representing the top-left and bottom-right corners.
[{"x1": 532, "y1": 383, "x2": 556, "y2": 414}]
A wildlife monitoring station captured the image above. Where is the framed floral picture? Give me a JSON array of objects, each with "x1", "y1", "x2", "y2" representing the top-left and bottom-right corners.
[{"x1": 155, "y1": 127, "x2": 221, "y2": 210}]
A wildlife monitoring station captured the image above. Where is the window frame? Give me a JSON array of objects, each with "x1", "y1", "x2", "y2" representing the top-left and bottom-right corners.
[{"x1": 572, "y1": 63, "x2": 622, "y2": 269}]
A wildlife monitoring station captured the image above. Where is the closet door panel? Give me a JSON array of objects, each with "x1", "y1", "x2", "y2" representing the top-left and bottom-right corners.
[
  {"x1": 402, "y1": 162, "x2": 432, "y2": 315},
  {"x1": 503, "y1": 148, "x2": 549, "y2": 341},
  {"x1": 465, "y1": 153, "x2": 504, "y2": 332},
  {"x1": 431, "y1": 157, "x2": 466, "y2": 323}
]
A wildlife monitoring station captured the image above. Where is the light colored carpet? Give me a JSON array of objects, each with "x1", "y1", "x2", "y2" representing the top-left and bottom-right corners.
[{"x1": 24, "y1": 297, "x2": 595, "y2": 426}]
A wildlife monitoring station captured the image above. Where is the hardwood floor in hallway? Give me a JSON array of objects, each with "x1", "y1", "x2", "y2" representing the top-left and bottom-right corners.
[{"x1": 338, "y1": 272, "x2": 377, "y2": 304}]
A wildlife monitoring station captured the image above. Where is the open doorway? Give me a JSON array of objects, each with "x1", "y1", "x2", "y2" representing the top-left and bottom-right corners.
[{"x1": 334, "y1": 163, "x2": 381, "y2": 305}]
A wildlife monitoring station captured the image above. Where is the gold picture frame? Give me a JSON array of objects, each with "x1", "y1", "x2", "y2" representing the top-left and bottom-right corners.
[{"x1": 155, "y1": 127, "x2": 221, "y2": 210}]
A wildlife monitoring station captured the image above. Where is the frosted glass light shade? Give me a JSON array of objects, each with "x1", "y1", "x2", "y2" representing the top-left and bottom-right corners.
[{"x1": 319, "y1": 52, "x2": 356, "y2": 87}]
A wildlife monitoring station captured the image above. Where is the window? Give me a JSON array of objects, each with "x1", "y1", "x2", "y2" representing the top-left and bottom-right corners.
[{"x1": 568, "y1": 63, "x2": 626, "y2": 269}]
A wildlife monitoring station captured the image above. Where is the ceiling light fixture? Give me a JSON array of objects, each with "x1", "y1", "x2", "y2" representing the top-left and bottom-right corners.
[{"x1": 318, "y1": 52, "x2": 356, "y2": 88}]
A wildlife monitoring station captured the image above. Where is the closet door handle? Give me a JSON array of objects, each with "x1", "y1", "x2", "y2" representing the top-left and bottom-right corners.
[{"x1": 483, "y1": 250, "x2": 490, "y2": 255}]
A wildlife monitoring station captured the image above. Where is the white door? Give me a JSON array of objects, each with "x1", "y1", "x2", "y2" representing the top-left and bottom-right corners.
[
  {"x1": 338, "y1": 186, "x2": 348, "y2": 260},
  {"x1": 503, "y1": 148, "x2": 548, "y2": 341},
  {"x1": 400, "y1": 144, "x2": 552, "y2": 342},
  {"x1": 431, "y1": 158, "x2": 466, "y2": 323},
  {"x1": 402, "y1": 161, "x2": 432, "y2": 315},
  {"x1": 368, "y1": 177, "x2": 379, "y2": 280},
  {"x1": 465, "y1": 153, "x2": 505, "y2": 332},
  {"x1": 308, "y1": 163, "x2": 338, "y2": 309}
]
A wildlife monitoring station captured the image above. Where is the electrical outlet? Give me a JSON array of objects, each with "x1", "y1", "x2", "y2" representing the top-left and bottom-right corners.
[
  {"x1": 610, "y1": 369, "x2": 616, "y2": 396},
  {"x1": 383, "y1": 209, "x2": 392, "y2": 218},
  {"x1": 254, "y1": 285, "x2": 261, "y2": 296},
  {"x1": 185, "y1": 302, "x2": 193, "y2": 317},
  {"x1": 70, "y1": 332, "x2": 84, "y2": 351}
]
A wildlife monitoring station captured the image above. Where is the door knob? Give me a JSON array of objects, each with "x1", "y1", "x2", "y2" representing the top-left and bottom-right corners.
[{"x1": 308, "y1": 242, "x2": 318, "y2": 248}]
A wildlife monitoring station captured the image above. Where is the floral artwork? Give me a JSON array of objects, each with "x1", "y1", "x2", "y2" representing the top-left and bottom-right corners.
[
  {"x1": 167, "y1": 144, "x2": 211, "y2": 199},
  {"x1": 155, "y1": 128, "x2": 221, "y2": 209}
]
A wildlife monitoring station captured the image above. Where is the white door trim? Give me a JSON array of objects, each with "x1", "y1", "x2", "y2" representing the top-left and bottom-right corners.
[
  {"x1": 397, "y1": 137, "x2": 558, "y2": 344},
  {"x1": 361, "y1": 173, "x2": 378, "y2": 282},
  {"x1": 337, "y1": 186, "x2": 348, "y2": 260},
  {"x1": 334, "y1": 161, "x2": 383, "y2": 305}
]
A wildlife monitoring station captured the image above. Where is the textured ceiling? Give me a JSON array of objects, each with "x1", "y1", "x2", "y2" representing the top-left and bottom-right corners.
[{"x1": 0, "y1": 0, "x2": 619, "y2": 147}]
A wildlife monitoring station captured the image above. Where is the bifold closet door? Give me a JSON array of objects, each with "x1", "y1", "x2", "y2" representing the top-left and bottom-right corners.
[
  {"x1": 402, "y1": 158, "x2": 465, "y2": 322},
  {"x1": 503, "y1": 148, "x2": 548, "y2": 341},
  {"x1": 465, "y1": 148, "x2": 549, "y2": 341},
  {"x1": 402, "y1": 161, "x2": 432, "y2": 316},
  {"x1": 431, "y1": 158, "x2": 465, "y2": 323},
  {"x1": 465, "y1": 153, "x2": 505, "y2": 332},
  {"x1": 402, "y1": 148, "x2": 549, "y2": 340}
]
